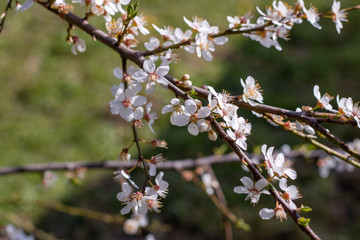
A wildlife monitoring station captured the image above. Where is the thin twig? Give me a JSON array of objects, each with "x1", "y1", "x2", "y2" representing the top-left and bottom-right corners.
[{"x1": 0, "y1": 0, "x2": 13, "y2": 34}]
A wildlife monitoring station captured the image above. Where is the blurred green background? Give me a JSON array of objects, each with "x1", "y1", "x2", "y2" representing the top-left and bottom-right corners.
[{"x1": 0, "y1": 0, "x2": 360, "y2": 239}]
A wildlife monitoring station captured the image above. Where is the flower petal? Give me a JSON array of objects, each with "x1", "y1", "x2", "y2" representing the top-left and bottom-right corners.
[
  {"x1": 233, "y1": 186, "x2": 249, "y2": 194},
  {"x1": 185, "y1": 99, "x2": 197, "y2": 115},
  {"x1": 240, "y1": 176, "x2": 254, "y2": 189},
  {"x1": 143, "y1": 59, "x2": 156, "y2": 73},
  {"x1": 188, "y1": 122, "x2": 199, "y2": 136},
  {"x1": 259, "y1": 208, "x2": 274, "y2": 220}
]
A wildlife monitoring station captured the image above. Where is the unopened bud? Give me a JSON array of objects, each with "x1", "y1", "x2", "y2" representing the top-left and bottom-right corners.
[
  {"x1": 151, "y1": 139, "x2": 168, "y2": 149},
  {"x1": 182, "y1": 80, "x2": 192, "y2": 88},
  {"x1": 133, "y1": 119, "x2": 142, "y2": 128},
  {"x1": 123, "y1": 219, "x2": 139, "y2": 235},
  {"x1": 181, "y1": 74, "x2": 190, "y2": 81},
  {"x1": 219, "y1": 122, "x2": 227, "y2": 128},
  {"x1": 118, "y1": 148, "x2": 131, "y2": 161},
  {"x1": 0, "y1": 12, "x2": 6, "y2": 19},
  {"x1": 208, "y1": 129, "x2": 217, "y2": 141},
  {"x1": 194, "y1": 99, "x2": 202, "y2": 108},
  {"x1": 181, "y1": 170, "x2": 194, "y2": 181}
]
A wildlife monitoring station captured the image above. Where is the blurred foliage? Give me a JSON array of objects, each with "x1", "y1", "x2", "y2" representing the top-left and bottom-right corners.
[{"x1": 0, "y1": 0, "x2": 360, "y2": 239}]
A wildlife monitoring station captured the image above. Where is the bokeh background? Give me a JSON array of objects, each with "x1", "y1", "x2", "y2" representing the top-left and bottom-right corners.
[{"x1": 0, "y1": 0, "x2": 360, "y2": 239}]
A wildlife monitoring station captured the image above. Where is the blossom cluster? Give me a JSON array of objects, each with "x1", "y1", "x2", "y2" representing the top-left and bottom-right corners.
[
  {"x1": 234, "y1": 144, "x2": 301, "y2": 221},
  {"x1": 311, "y1": 85, "x2": 360, "y2": 128}
]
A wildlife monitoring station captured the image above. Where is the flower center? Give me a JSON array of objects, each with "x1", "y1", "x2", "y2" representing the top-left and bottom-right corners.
[
  {"x1": 190, "y1": 114, "x2": 198, "y2": 123},
  {"x1": 123, "y1": 98, "x2": 132, "y2": 108},
  {"x1": 149, "y1": 72, "x2": 158, "y2": 82}
]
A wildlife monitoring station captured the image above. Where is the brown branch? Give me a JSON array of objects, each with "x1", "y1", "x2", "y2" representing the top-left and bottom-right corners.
[{"x1": 0, "y1": 153, "x2": 240, "y2": 176}]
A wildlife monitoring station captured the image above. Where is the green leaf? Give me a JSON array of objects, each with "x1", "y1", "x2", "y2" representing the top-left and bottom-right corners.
[
  {"x1": 297, "y1": 217, "x2": 310, "y2": 226},
  {"x1": 299, "y1": 205, "x2": 313, "y2": 213}
]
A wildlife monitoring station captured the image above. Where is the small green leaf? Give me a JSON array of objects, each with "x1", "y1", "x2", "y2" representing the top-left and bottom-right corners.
[
  {"x1": 299, "y1": 205, "x2": 313, "y2": 213},
  {"x1": 298, "y1": 217, "x2": 310, "y2": 226},
  {"x1": 188, "y1": 88, "x2": 198, "y2": 95}
]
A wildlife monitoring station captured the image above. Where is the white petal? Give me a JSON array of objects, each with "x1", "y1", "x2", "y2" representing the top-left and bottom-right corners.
[
  {"x1": 279, "y1": 178, "x2": 288, "y2": 191},
  {"x1": 259, "y1": 208, "x2": 274, "y2": 220},
  {"x1": 122, "y1": 182, "x2": 132, "y2": 194},
  {"x1": 132, "y1": 95, "x2": 147, "y2": 107},
  {"x1": 313, "y1": 85, "x2": 320, "y2": 100},
  {"x1": 170, "y1": 98, "x2": 180, "y2": 105},
  {"x1": 185, "y1": 99, "x2": 197, "y2": 115},
  {"x1": 240, "y1": 176, "x2": 254, "y2": 189},
  {"x1": 21, "y1": 0, "x2": 34, "y2": 11},
  {"x1": 120, "y1": 203, "x2": 132, "y2": 215},
  {"x1": 285, "y1": 169, "x2": 297, "y2": 180},
  {"x1": 143, "y1": 59, "x2": 156, "y2": 73},
  {"x1": 173, "y1": 114, "x2": 189, "y2": 126},
  {"x1": 156, "y1": 65, "x2": 170, "y2": 77},
  {"x1": 149, "y1": 164, "x2": 156, "y2": 176},
  {"x1": 133, "y1": 107, "x2": 144, "y2": 120},
  {"x1": 113, "y1": 67, "x2": 123, "y2": 79},
  {"x1": 198, "y1": 107, "x2": 211, "y2": 118},
  {"x1": 188, "y1": 122, "x2": 199, "y2": 136},
  {"x1": 287, "y1": 185, "x2": 300, "y2": 199},
  {"x1": 202, "y1": 50, "x2": 213, "y2": 61},
  {"x1": 233, "y1": 186, "x2": 249, "y2": 194},
  {"x1": 213, "y1": 36, "x2": 228, "y2": 45},
  {"x1": 161, "y1": 105, "x2": 174, "y2": 114},
  {"x1": 146, "y1": 82, "x2": 156, "y2": 94},
  {"x1": 255, "y1": 179, "x2": 269, "y2": 190}
]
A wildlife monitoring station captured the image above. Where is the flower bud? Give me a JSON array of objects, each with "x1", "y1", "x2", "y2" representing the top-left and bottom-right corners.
[
  {"x1": 208, "y1": 129, "x2": 217, "y2": 141},
  {"x1": 151, "y1": 139, "x2": 168, "y2": 149},
  {"x1": 181, "y1": 74, "x2": 190, "y2": 81},
  {"x1": 182, "y1": 80, "x2": 192, "y2": 88},
  {"x1": 118, "y1": 148, "x2": 131, "y2": 161},
  {"x1": 123, "y1": 219, "x2": 139, "y2": 235}
]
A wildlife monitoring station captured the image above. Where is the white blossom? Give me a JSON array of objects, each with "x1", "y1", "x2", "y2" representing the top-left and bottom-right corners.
[
  {"x1": 234, "y1": 176, "x2": 270, "y2": 205},
  {"x1": 240, "y1": 76, "x2": 263, "y2": 106},
  {"x1": 313, "y1": 85, "x2": 334, "y2": 111},
  {"x1": 332, "y1": 0, "x2": 348, "y2": 34}
]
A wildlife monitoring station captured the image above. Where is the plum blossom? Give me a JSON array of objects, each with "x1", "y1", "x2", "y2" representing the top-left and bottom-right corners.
[
  {"x1": 109, "y1": 82, "x2": 147, "y2": 122},
  {"x1": 279, "y1": 178, "x2": 301, "y2": 210},
  {"x1": 132, "y1": 15, "x2": 150, "y2": 35},
  {"x1": 208, "y1": 86, "x2": 238, "y2": 125},
  {"x1": 234, "y1": 176, "x2": 270, "y2": 205},
  {"x1": 70, "y1": 36, "x2": 86, "y2": 55},
  {"x1": 259, "y1": 203, "x2": 287, "y2": 221},
  {"x1": 113, "y1": 169, "x2": 139, "y2": 189},
  {"x1": 226, "y1": 114, "x2": 252, "y2": 150},
  {"x1": 144, "y1": 37, "x2": 160, "y2": 51},
  {"x1": 337, "y1": 96, "x2": 360, "y2": 128},
  {"x1": 3, "y1": 224, "x2": 34, "y2": 240},
  {"x1": 152, "y1": 24, "x2": 175, "y2": 41},
  {"x1": 133, "y1": 59, "x2": 169, "y2": 94},
  {"x1": 117, "y1": 182, "x2": 158, "y2": 215},
  {"x1": 172, "y1": 99, "x2": 211, "y2": 136},
  {"x1": 261, "y1": 144, "x2": 297, "y2": 180},
  {"x1": 161, "y1": 98, "x2": 185, "y2": 125},
  {"x1": 148, "y1": 154, "x2": 165, "y2": 176},
  {"x1": 302, "y1": 4, "x2": 322, "y2": 29},
  {"x1": 145, "y1": 171, "x2": 169, "y2": 198},
  {"x1": 332, "y1": 0, "x2": 348, "y2": 34},
  {"x1": 143, "y1": 102, "x2": 158, "y2": 134},
  {"x1": 240, "y1": 76, "x2": 263, "y2": 106},
  {"x1": 195, "y1": 33, "x2": 215, "y2": 61},
  {"x1": 313, "y1": 85, "x2": 334, "y2": 111}
]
